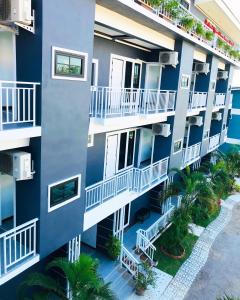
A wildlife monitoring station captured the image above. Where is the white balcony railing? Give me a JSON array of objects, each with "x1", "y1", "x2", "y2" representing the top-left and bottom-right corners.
[
  {"x1": 85, "y1": 157, "x2": 169, "y2": 211},
  {"x1": 0, "y1": 218, "x2": 38, "y2": 278},
  {"x1": 208, "y1": 133, "x2": 220, "y2": 152},
  {"x1": 121, "y1": 245, "x2": 139, "y2": 276},
  {"x1": 90, "y1": 87, "x2": 176, "y2": 118},
  {"x1": 214, "y1": 93, "x2": 226, "y2": 107},
  {"x1": 182, "y1": 143, "x2": 201, "y2": 167},
  {"x1": 188, "y1": 92, "x2": 207, "y2": 111},
  {"x1": 0, "y1": 81, "x2": 40, "y2": 130}
]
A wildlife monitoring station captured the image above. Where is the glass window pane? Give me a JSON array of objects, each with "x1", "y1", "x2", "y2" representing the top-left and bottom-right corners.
[
  {"x1": 118, "y1": 132, "x2": 127, "y2": 170},
  {"x1": 127, "y1": 131, "x2": 135, "y2": 166},
  {"x1": 133, "y1": 63, "x2": 141, "y2": 88},
  {"x1": 55, "y1": 51, "x2": 85, "y2": 78},
  {"x1": 50, "y1": 177, "x2": 79, "y2": 208},
  {"x1": 57, "y1": 54, "x2": 69, "y2": 65}
]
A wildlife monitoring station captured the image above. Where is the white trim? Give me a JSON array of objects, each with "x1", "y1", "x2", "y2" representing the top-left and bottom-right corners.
[
  {"x1": 173, "y1": 139, "x2": 183, "y2": 154},
  {"x1": 231, "y1": 108, "x2": 240, "y2": 115},
  {"x1": 92, "y1": 59, "x2": 99, "y2": 86},
  {"x1": 226, "y1": 138, "x2": 240, "y2": 145},
  {"x1": 48, "y1": 175, "x2": 81, "y2": 213},
  {"x1": 51, "y1": 46, "x2": 88, "y2": 81},
  {"x1": 180, "y1": 74, "x2": 191, "y2": 89}
]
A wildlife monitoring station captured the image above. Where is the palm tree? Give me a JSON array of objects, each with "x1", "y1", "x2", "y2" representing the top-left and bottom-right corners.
[{"x1": 19, "y1": 254, "x2": 115, "y2": 300}]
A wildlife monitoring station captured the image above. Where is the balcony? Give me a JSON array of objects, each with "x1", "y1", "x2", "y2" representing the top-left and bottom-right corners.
[
  {"x1": 188, "y1": 92, "x2": 207, "y2": 115},
  {"x1": 213, "y1": 93, "x2": 226, "y2": 109},
  {"x1": 84, "y1": 158, "x2": 169, "y2": 230},
  {"x1": 131, "y1": 0, "x2": 239, "y2": 64},
  {"x1": 0, "y1": 81, "x2": 41, "y2": 150},
  {"x1": 89, "y1": 87, "x2": 176, "y2": 133},
  {"x1": 0, "y1": 219, "x2": 39, "y2": 285},
  {"x1": 182, "y1": 143, "x2": 201, "y2": 168},
  {"x1": 208, "y1": 133, "x2": 220, "y2": 152}
]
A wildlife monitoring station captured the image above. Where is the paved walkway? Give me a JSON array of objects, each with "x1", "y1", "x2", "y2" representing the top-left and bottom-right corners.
[{"x1": 184, "y1": 196, "x2": 240, "y2": 300}]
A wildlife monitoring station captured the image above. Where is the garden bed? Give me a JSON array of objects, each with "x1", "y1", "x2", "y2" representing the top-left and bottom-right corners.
[
  {"x1": 193, "y1": 207, "x2": 220, "y2": 228},
  {"x1": 154, "y1": 231, "x2": 198, "y2": 276}
]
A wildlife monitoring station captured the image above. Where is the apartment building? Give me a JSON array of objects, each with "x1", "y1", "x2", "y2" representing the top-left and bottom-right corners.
[{"x1": 0, "y1": 0, "x2": 238, "y2": 298}]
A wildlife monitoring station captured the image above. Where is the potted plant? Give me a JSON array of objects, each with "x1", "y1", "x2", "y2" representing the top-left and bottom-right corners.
[
  {"x1": 217, "y1": 38, "x2": 224, "y2": 49},
  {"x1": 180, "y1": 15, "x2": 195, "y2": 31},
  {"x1": 135, "y1": 262, "x2": 156, "y2": 296},
  {"x1": 148, "y1": 0, "x2": 164, "y2": 7},
  {"x1": 164, "y1": 0, "x2": 180, "y2": 20},
  {"x1": 204, "y1": 30, "x2": 214, "y2": 41},
  {"x1": 195, "y1": 22, "x2": 205, "y2": 38},
  {"x1": 105, "y1": 235, "x2": 121, "y2": 260}
]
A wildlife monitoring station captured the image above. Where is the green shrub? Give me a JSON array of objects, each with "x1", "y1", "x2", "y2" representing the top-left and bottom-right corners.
[
  {"x1": 105, "y1": 236, "x2": 121, "y2": 260},
  {"x1": 195, "y1": 22, "x2": 205, "y2": 36},
  {"x1": 181, "y1": 15, "x2": 195, "y2": 31},
  {"x1": 164, "y1": 0, "x2": 180, "y2": 19},
  {"x1": 217, "y1": 38, "x2": 224, "y2": 49},
  {"x1": 205, "y1": 30, "x2": 214, "y2": 41}
]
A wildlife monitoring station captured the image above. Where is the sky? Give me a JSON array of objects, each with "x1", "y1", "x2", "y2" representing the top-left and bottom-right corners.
[{"x1": 223, "y1": 0, "x2": 240, "y2": 87}]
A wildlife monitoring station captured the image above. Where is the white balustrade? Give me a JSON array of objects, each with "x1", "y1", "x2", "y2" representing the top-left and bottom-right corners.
[
  {"x1": 214, "y1": 93, "x2": 226, "y2": 107},
  {"x1": 0, "y1": 81, "x2": 40, "y2": 130},
  {"x1": 136, "y1": 230, "x2": 156, "y2": 261},
  {"x1": 85, "y1": 157, "x2": 169, "y2": 211},
  {"x1": 121, "y1": 245, "x2": 139, "y2": 276},
  {"x1": 182, "y1": 143, "x2": 201, "y2": 167},
  {"x1": 90, "y1": 87, "x2": 176, "y2": 118},
  {"x1": 0, "y1": 219, "x2": 38, "y2": 277},
  {"x1": 208, "y1": 133, "x2": 220, "y2": 152},
  {"x1": 189, "y1": 92, "x2": 207, "y2": 110}
]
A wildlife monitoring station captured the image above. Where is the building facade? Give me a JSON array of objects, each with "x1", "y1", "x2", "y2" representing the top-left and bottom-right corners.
[{"x1": 0, "y1": 0, "x2": 239, "y2": 298}]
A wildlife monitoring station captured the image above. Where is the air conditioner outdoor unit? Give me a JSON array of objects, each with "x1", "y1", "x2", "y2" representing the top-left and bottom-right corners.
[
  {"x1": 194, "y1": 63, "x2": 210, "y2": 74},
  {"x1": 189, "y1": 116, "x2": 203, "y2": 127},
  {"x1": 152, "y1": 123, "x2": 171, "y2": 137},
  {"x1": 0, "y1": 151, "x2": 34, "y2": 180},
  {"x1": 217, "y1": 71, "x2": 228, "y2": 80},
  {"x1": 0, "y1": 0, "x2": 31, "y2": 25},
  {"x1": 212, "y1": 112, "x2": 222, "y2": 121},
  {"x1": 159, "y1": 52, "x2": 179, "y2": 67}
]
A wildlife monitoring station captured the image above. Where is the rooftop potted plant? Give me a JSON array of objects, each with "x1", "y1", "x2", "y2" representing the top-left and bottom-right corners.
[
  {"x1": 164, "y1": 0, "x2": 180, "y2": 20},
  {"x1": 105, "y1": 235, "x2": 121, "y2": 261},
  {"x1": 180, "y1": 14, "x2": 195, "y2": 32},
  {"x1": 217, "y1": 38, "x2": 224, "y2": 49},
  {"x1": 135, "y1": 262, "x2": 156, "y2": 296},
  {"x1": 205, "y1": 30, "x2": 214, "y2": 41},
  {"x1": 195, "y1": 22, "x2": 205, "y2": 38}
]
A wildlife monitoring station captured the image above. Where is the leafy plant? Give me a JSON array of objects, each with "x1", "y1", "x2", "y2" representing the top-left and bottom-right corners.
[
  {"x1": 135, "y1": 262, "x2": 156, "y2": 293},
  {"x1": 181, "y1": 15, "x2": 195, "y2": 31},
  {"x1": 18, "y1": 255, "x2": 115, "y2": 300},
  {"x1": 148, "y1": 0, "x2": 164, "y2": 7},
  {"x1": 105, "y1": 236, "x2": 121, "y2": 260},
  {"x1": 164, "y1": 0, "x2": 180, "y2": 19},
  {"x1": 217, "y1": 38, "x2": 224, "y2": 49},
  {"x1": 217, "y1": 295, "x2": 240, "y2": 300},
  {"x1": 205, "y1": 30, "x2": 214, "y2": 41},
  {"x1": 195, "y1": 22, "x2": 205, "y2": 37},
  {"x1": 224, "y1": 42, "x2": 231, "y2": 53}
]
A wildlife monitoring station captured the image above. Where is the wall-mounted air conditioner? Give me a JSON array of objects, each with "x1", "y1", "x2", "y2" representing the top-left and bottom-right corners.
[
  {"x1": 212, "y1": 112, "x2": 222, "y2": 121},
  {"x1": 189, "y1": 116, "x2": 203, "y2": 127},
  {"x1": 217, "y1": 71, "x2": 228, "y2": 80},
  {"x1": 0, "y1": 151, "x2": 34, "y2": 180},
  {"x1": 194, "y1": 63, "x2": 210, "y2": 74},
  {"x1": 152, "y1": 123, "x2": 171, "y2": 137},
  {"x1": 159, "y1": 52, "x2": 179, "y2": 67},
  {"x1": 0, "y1": 0, "x2": 31, "y2": 25}
]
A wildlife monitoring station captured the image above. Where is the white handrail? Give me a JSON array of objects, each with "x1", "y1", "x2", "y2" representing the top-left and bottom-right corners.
[
  {"x1": 182, "y1": 143, "x2": 201, "y2": 167},
  {"x1": 90, "y1": 87, "x2": 176, "y2": 118},
  {"x1": 0, "y1": 218, "x2": 38, "y2": 277},
  {"x1": 121, "y1": 245, "x2": 139, "y2": 276},
  {"x1": 209, "y1": 133, "x2": 220, "y2": 152},
  {"x1": 0, "y1": 81, "x2": 39, "y2": 130},
  {"x1": 189, "y1": 92, "x2": 207, "y2": 110},
  {"x1": 136, "y1": 230, "x2": 156, "y2": 261}
]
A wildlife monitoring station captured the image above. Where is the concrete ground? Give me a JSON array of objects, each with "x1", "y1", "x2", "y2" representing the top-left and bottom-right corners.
[{"x1": 184, "y1": 202, "x2": 240, "y2": 300}]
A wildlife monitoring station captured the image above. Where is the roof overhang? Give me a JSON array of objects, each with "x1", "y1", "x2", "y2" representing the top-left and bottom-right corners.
[{"x1": 195, "y1": 0, "x2": 240, "y2": 44}]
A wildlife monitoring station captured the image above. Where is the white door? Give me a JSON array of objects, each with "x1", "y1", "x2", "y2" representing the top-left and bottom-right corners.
[
  {"x1": 109, "y1": 58, "x2": 125, "y2": 113},
  {"x1": 105, "y1": 134, "x2": 119, "y2": 179},
  {"x1": 145, "y1": 64, "x2": 162, "y2": 89}
]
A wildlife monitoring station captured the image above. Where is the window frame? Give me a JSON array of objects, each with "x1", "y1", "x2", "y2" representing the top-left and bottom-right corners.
[
  {"x1": 52, "y1": 46, "x2": 88, "y2": 81},
  {"x1": 173, "y1": 139, "x2": 183, "y2": 154},
  {"x1": 180, "y1": 74, "x2": 191, "y2": 89},
  {"x1": 48, "y1": 175, "x2": 81, "y2": 212},
  {"x1": 91, "y1": 59, "x2": 99, "y2": 86}
]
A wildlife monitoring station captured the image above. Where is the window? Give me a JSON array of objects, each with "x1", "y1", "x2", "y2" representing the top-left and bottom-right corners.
[
  {"x1": 88, "y1": 134, "x2": 94, "y2": 147},
  {"x1": 203, "y1": 130, "x2": 209, "y2": 139},
  {"x1": 48, "y1": 175, "x2": 81, "y2": 212},
  {"x1": 210, "y1": 80, "x2": 216, "y2": 91},
  {"x1": 180, "y1": 0, "x2": 190, "y2": 10},
  {"x1": 118, "y1": 130, "x2": 136, "y2": 171},
  {"x1": 180, "y1": 74, "x2": 190, "y2": 89},
  {"x1": 173, "y1": 139, "x2": 183, "y2": 153},
  {"x1": 52, "y1": 47, "x2": 88, "y2": 81}
]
